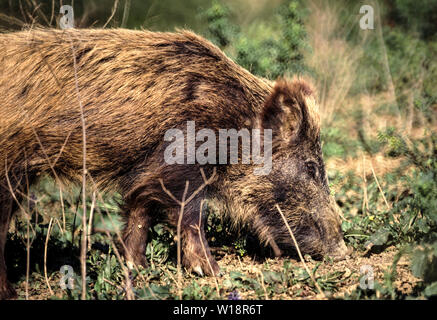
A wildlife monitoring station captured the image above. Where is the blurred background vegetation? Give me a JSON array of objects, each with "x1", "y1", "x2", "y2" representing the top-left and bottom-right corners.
[{"x1": 0, "y1": 0, "x2": 436, "y2": 299}]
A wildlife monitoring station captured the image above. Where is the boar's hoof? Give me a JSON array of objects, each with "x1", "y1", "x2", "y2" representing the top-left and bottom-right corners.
[
  {"x1": 193, "y1": 266, "x2": 204, "y2": 277},
  {"x1": 185, "y1": 257, "x2": 220, "y2": 277},
  {"x1": 124, "y1": 253, "x2": 148, "y2": 270},
  {"x1": 0, "y1": 281, "x2": 17, "y2": 300},
  {"x1": 191, "y1": 262, "x2": 220, "y2": 277}
]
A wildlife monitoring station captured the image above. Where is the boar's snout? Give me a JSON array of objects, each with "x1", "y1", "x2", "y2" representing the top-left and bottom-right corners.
[
  {"x1": 321, "y1": 202, "x2": 352, "y2": 261},
  {"x1": 326, "y1": 239, "x2": 351, "y2": 261},
  {"x1": 285, "y1": 197, "x2": 351, "y2": 261}
]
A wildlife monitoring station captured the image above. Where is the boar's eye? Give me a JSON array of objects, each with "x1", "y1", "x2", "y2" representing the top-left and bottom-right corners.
[{"x1": 305, "y1": 161, "x2": 318, "y2": 179}]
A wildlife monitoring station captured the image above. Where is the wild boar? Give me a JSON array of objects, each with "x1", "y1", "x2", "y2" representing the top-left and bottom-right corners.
[{"x1": 0, "y1": 28, "x2": 349, "y2": 299}]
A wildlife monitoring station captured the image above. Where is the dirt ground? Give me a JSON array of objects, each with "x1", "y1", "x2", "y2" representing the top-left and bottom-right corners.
[
  {"x1": 192, "y1": 246, "x2": 419, "y2": 300},
  {"x1": 12, "y1": 245, "x2": 419, "y2": 300}
]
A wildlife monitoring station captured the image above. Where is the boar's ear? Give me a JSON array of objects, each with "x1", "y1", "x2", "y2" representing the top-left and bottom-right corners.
[{"x1": 261, "y1": 78, "x2": 320, "y2": 144}]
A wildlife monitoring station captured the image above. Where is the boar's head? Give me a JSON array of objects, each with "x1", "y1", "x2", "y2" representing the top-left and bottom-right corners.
[{"x1": 234, "y1": 78, "x2": 350, "y2": 261}]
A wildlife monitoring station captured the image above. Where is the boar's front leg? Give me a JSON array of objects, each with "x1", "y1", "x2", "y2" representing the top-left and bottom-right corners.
[
  {"x1": 122, "y1": 206, "x2": 152, "y2": 269},
  {"x1": 182, "y1": 225, "x2": 219, "y2": 276},
  {"x1": 170, "y1": 201, "x2": 220, "y2": 277}
]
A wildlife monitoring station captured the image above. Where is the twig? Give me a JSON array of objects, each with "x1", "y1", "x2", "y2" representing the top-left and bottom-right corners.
[
  {"x1": 103, "y1": 0, "x2": 119, "y2": 28},
  {"x1": 87, "y1": 191, "x2": 96, "y2": 251},
  {"x1": 31, "y1": 128, "x2": 68, "y2": 233},
  {"x1": 49, "y1": 0, "x2": 55, "y2": 25},
  {"x1": 102, "y1": 278, "x2": 124, "y2": 292},
  {"x1": 44, "y1": 218, "x2": 54, "y2": 296},
  {"x1": 369, "y1": 161, "x2": 391, "y2": 210},
  {"x1": 4, "y1": 158, "x2": 31, "y2": 217},
  {"x1": 121, "y1": 0, "x2": 131, "y2": 28},
  {"x1": 23, "y1": 151, "x2": 33, "y2": 300},
  {"x1": 54, "y1": 218, "x2": 64, "y2": 235},
  {"x1": 176, "y1": 181, "x2": 189, "y2": 297},
  {"x1": 98, "y1": 217, "x2": 135, "y2": 300},
  {"x1": 258, "y1": 270, "x2": 269, "y2": 300},
  {"x1": 362, "y1": 154, "x2": 369, "y2": 216},
  {"x1": 159, "y1": 167, "x2": 217, "y2": 298},
  {"x1": 86, "y1": 174, "x2": 139, "y2": 300},
  {"x1": 275, "y1": 204, "x2": 325, "y2": 298},
  {"x1": 0, "y1": 13, "x2": 25, "y2": 27},
  {"x1": 195, "y1": 199, "x2": 220, "y2": 296},
  {"x1": 30, "y1": 0, "x2": 50, "y2": 26},
  {"x1": 24, "y1": 212, "x2": 32, "y2": 300},
  {"x1": 68, "y1": 33, "x2": 88, "y2": 300}
]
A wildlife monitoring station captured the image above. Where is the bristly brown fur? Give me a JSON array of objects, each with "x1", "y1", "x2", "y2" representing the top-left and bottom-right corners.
[
  {"x1": 261, "y1": 77, "x2": 320, "y2": 145},
  {"x1": 0, "y1": 28, "x2": 347, "y2": 299}
]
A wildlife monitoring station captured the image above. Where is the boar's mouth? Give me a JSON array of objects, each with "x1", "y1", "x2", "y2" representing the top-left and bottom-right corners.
[
  {"x1": 268, "y1": 206, "x2": 348, "y2": 261},
  {"x1": 264, "y1": 221, "x2": 325, "y2": 260},
  {"x1": 286, "y1": 223, "x2": 350, "y2": 261}
]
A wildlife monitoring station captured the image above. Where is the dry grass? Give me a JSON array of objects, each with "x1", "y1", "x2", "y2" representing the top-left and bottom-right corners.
[
  {"x1": 305, "y1": 0, "x2": 365, "y2": 127},
  {"x1": 306, "y1": 0, "x2": 434, "y2": 137}
]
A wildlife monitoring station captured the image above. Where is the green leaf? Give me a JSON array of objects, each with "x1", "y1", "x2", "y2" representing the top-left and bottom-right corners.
[
  {"x1": 369, "y1": 227, "x2": 391, "y2": 246},
  {"x1": 139, "y1": 284, "x2": 171, "y2": 300},
  {"x1": 262, "y1": 270, "x2": 284, "y2": 284},
  {"x1": 424, "y1": 281, "x2": 437, "y2": 297},
  {"x1": 411, "y1": 244, "x2": 437, "y2": 283}
]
